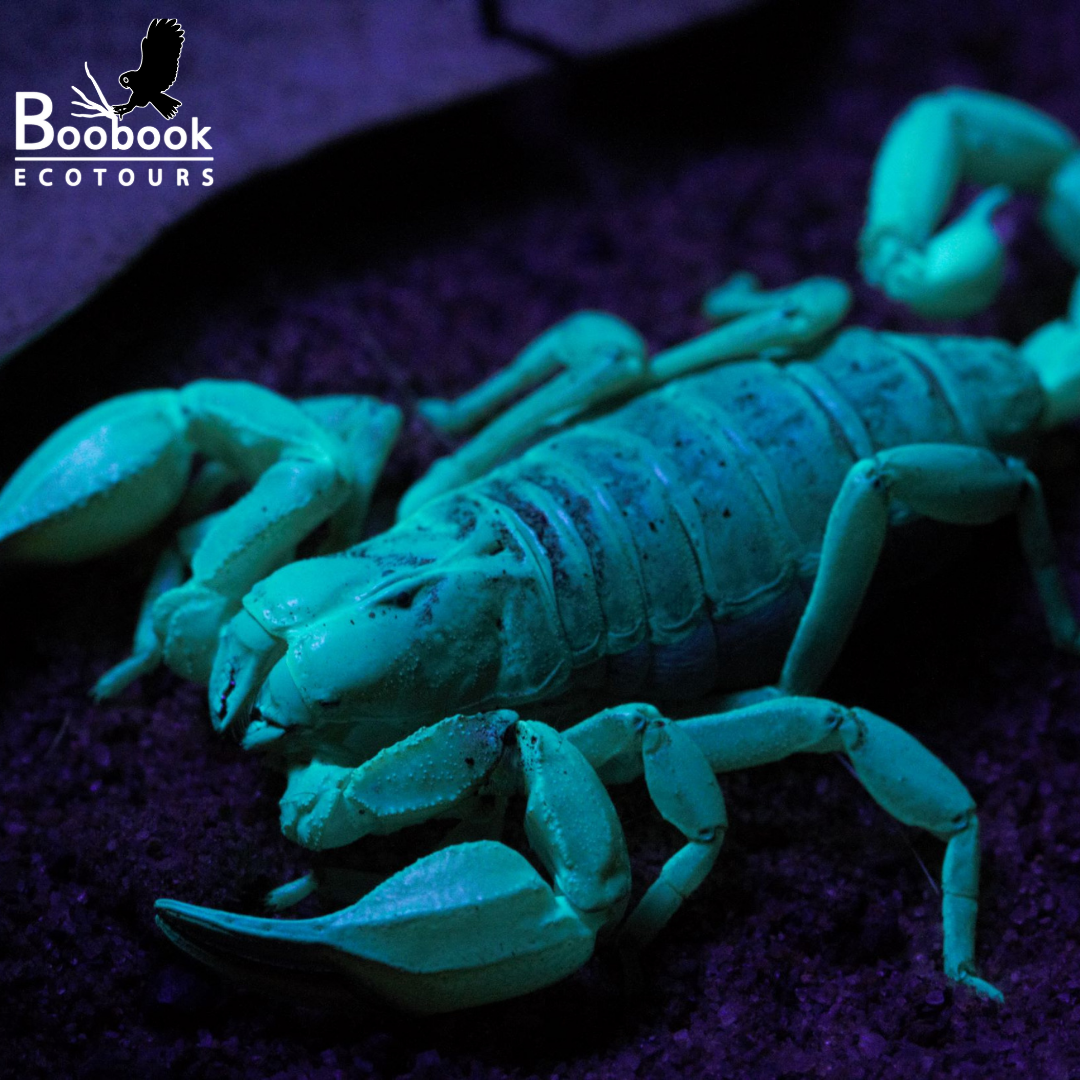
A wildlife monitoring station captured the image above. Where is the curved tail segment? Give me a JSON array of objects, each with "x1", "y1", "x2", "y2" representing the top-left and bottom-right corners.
[{"x1": 861, "y1": 88, "x2": 1080, "y2": 318}]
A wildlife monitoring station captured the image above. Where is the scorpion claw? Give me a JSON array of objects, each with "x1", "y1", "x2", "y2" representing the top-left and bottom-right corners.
[
  {"x1": 0, "y1": 391, "x2": 192, "y2": 562},
  {"x1": 155, "y1": 841, "x2": 596, "y2": 1014}
]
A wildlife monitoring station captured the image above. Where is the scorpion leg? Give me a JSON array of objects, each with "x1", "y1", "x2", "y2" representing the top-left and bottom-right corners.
[
  {"x1": 400, "y1": 313, "x2": 648, "y2": 517},
  {"x1": 677, "y1": 698, "x2": 1002, "y2": 1001},
  {"x1": 561, "y1": 704, "x2": 728, "y2": 950},
  {"x1": 861, "y1": 88, "x2": 1078, "y2": 317},
  {"x1": 94, "y1": 501, "x2": 233, "y2": 698},
  {"x1": 155, "y1": 711, "x2": 631, "y2": 1012},
  {"x1": 402, "y1": 275, "x2": 851, "y2": 517},
  {"x1": 566, "y1": 696, "x2": 1001, "y2": 1000},
  {"x1": 780, "y1": 443, "x2": 1080, "y2": 696},
  {"x1": 91, "y1": 546, "x2": 186, "y2": 699},
  {"x1": 94, "y1": 456, "x2": 250, "y2": 697},
  {"x1": 648, "y1": 273, "x2": 851, "y2": 382},
  {"x1": 417, "y1": 312, "x2": 645, "y2": 436},
  {"x1": 296, "y1": 395, "x2": 403, "y2": 549}
]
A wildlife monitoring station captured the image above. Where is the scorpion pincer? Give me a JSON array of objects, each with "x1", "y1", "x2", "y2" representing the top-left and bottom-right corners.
[{"x1": 4, "y1": 88, "x2": 1080, "y2": 1011}]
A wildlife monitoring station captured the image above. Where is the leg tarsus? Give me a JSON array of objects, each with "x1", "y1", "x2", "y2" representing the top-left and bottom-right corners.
[
  {"x1": 264, "y1": 867, "x2": 388, "y2": 912},
  {"x1": 91, "y1": 649, "x2": 162, "y2": 702},
  {"x1": 264, "y1": 872, "x2": 317, "y2": 912},
  {"x1": 619, "y1": 836, "x2": 723, "y2": 950},
  {"x1": 952, "y1": 965, "x2": 1004, "y2": 1003},
  {"x1": 90, "y1": 546, "x2": 186, "y2": 700}
]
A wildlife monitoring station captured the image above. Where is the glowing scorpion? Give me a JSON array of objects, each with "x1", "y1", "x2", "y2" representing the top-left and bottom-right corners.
[{"x1": 5, "y1": 89, "x2": 1080, "y2": 1012}]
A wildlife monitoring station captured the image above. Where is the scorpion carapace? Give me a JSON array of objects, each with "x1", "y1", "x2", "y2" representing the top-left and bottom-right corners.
[{"x1": 6, "y1": 87, "x2": 1080, "y2": 1011}]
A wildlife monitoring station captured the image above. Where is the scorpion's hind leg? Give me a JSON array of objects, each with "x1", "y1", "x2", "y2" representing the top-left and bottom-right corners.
[
  {"x1": 400, "y1": 312, "x2": 650, "y2": 517},
  {"x1": 780, "y1": 442, "x2": 1080, "y2": 697},
  {"x1": 648, "y1": 272, "x2": 851, "y2": 382},
  {"x1": 560, "y1": 704, "x2": 729, "y2": 951},
  {"x1": 155, "y1": 711, "x2": 632, "y2": 1012},
  {"x1": 402, "y1": 274, "x2": 853, "y2": 517},
  {"x1": 861, "y1": 88, "x2": 1080, "y2": 317},
  {"x1": 91, "y1": 546, "x2": 186, "y2": 700},
  {"x1": 564, "y1": 697, "x2": 1001, "y2": 1000}
]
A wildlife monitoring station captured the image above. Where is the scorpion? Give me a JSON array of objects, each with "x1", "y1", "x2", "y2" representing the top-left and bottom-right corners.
[{"x1": 4, "y1": 87, "x2": 1080, "y2": 1013}]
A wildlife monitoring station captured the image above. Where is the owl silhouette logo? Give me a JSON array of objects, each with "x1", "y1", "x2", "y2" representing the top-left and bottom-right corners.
[{"x1": 113, "y1": 18, "x2": 185, "y2": 121}]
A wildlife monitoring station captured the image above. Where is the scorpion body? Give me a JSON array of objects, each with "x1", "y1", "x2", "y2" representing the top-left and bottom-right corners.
[
  {"x1": 458, "y1": 326, "x2": 1042, "y2": 702},
  {"x1": 227, "y1": 325, "x2": 1041, "y2": 760},
  {"x1": 7, "y1": 87, "x2": 1080, "y2": 1011}
]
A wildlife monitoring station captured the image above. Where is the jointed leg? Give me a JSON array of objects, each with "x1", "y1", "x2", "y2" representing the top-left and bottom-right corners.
[
  {"x1": 297, "y1": 395, "x2": 403, "y2": 549},
  {"x1": 91, "y1": 546, "x2": 186, "y2": 699},
  {"x1": 560, "y1": 703, "x2": 742, "y2": 949},
  {"x1": 417, "y1": 312, "x2": 647, "y2": 437},
  {"x1": 401, "y1": 275, "x2": 852, "y2": 517},
  {"x1": 780, "y1": 443, "x2": 1080, "y2": 697},
  {"x1": 649, "y1": 273, "x2": 851, "y2": 381},
  {"x1": 564, "y1": 696, "x2": 1001, "y2": 1000},
  {"x1": 400, "y1": 313, "x2": 649, "y2": 517}
]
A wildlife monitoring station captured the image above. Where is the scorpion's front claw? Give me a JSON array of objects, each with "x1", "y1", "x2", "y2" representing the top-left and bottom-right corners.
[
  {"x1": 0, "y1": 390, "x2": 192, "y2": 563},
  {"x1": 160, "y1": 713, "x2": 632, "y2": 1010},
  {"x1": 154, "y1": 841, "x2": 598, "y2": 1013}
]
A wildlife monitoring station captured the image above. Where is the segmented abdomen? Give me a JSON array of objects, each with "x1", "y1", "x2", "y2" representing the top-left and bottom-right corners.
[{"x1": 473, "y1": 327, "x2": 1042, "y2": 699}]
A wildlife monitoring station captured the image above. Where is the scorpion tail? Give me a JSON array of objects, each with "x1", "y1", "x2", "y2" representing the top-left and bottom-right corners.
[
  {"x1": 861, "y1": 88, "x2": 1078, "y2": 318},
  {"x1": 154, "y1": 840, "x2": 597, "y2": 1014}
]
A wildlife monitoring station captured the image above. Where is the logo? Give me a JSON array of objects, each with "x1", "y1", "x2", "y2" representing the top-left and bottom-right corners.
[
  {"x1": 14, "y1": 18, "x2": 212, "y2": 190},
  {"x1": 112, "y1": 18, "x2": 185, "y2": 121}
]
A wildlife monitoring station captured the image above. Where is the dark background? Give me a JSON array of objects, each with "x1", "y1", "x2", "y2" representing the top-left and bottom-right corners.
[{"x1": 3, "y1": 0, "x2": 1080, "y2": 1076}]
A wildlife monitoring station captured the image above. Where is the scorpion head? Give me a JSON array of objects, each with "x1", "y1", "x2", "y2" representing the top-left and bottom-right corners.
[{"x1": 210, "y1": 493, "x2": 571, "y2": 760}]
